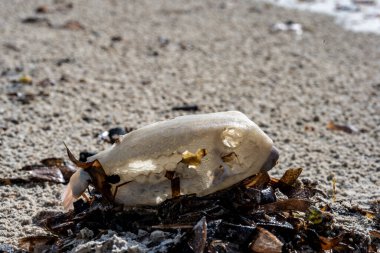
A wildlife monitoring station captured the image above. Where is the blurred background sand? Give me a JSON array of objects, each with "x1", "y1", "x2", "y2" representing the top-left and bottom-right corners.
[{"x1": 0, "y1": 0, "x2": 379, "y2": 246}]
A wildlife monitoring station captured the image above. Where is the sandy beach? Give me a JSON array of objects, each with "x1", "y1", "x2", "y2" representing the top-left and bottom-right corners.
[{"x1": 0, "y1": 0, "x2": 379, "y2": 249}]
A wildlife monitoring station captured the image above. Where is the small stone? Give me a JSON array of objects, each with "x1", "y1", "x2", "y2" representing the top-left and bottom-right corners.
[{"x1": 19, "y1": 75, "x2": 33, "y2": 84}]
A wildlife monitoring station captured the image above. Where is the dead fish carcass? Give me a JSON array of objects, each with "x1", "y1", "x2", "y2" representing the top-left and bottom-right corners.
[{"x1": 63, "y1": 111, "x2": 279, "y2": 209}]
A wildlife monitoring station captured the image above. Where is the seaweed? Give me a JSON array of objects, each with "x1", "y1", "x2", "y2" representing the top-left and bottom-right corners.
[{"x1": 21, "y1": 168, "x2": 380, "y2": 252}]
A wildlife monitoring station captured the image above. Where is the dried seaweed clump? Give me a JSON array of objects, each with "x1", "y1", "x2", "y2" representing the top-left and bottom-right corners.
[{"x1": 20, "y1": 168, "x2": 379, "y2": 252}]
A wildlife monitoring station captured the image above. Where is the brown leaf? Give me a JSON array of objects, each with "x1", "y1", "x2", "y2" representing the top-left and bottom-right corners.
[
  {"x1": 29, "y1": 166, "x2": 65, "y2": 183},
  {"x1": 61, "y1": 20, "x2": 84, "y2": 30},
  {"x1": 271, "y1": 169, "x2": 318, "y2": 199},
  {"x1": 327, "y1": 121, "x2": 358, "y2": 134},
  {"x1": 279, "y1": 168, "x2": 303, "y2": 186},
  {"x1": 0, "y1": 155, "x2": 78, "y2": 185},
  {"x1": 40, "y1": 158, "x2": 65, "y2": 167},
  {"x1": 209, "y1": 240, "x2": 240, "y2": 253},
  {"x1": 270, "y1": 168, "x2": 302, "y2": 195},
  {"x1": 188, "y1": 216, "x2": 207, "y2": 253},
  {"x1": 250, "y1": 227, "x2": 283, "y2": 253},
  {"x1": 19, "y1": 235, "x2": 58, "y2": 252},
  {"x1": 244, "y1": 172, "x2": 270, "y2": 189},
  {"x1": 56, "y1": 164, "x2": 77, "y2": 181},
  {"x1": 64, "y1": 143, "x2": 92, "y2": 169},
  {"x1": 370, "y1": 230, "x2": 380, "y2": 239},
  {"x1": 1, "y1": 164, "x2": 65, "y2": 185},
  {"x1": 260, "y1": 199, "x2": 311, "y2": 213},
  {"x1": 36, "y1": 210, "x2": 76, "y2": 236},
  {"x1": 23, "y1": 158, "x2": 76, "y2": 182},
  {"x1": 41, "y1": 158, "x2": 76, "y2": 181},
  {"x1": 319, "y1": 234, "x2": 344, "y2": 250}
]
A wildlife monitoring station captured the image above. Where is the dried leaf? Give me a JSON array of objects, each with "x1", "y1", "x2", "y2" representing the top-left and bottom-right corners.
[
  {"x1": 58, "y1": 164, "x2": 77, "y2": 182},
  {"x1": 40, "y1": 158, "x2": 63, "y2": 167},
  {"x1": 244, "y1": 172, "x2": 270, "y2": 189},
  {"x1": 64, "y1": 143, "x2": 92, "y2": 169},
  {"x1": 250, "y1": 227, "x2": 283, "y2": 253},
  {"x1": 209, "y1": 240, "x2": 240, "y2": 253},
  {"x1": 260, "y1": 199, "x2": 311, "y2": 213},
  {"x1": 319, "y1": 234, "x2": 344, "y2": 250},
  {"x1": 19, "y1": 235, "x2": 58, "y2": 252},
  {"x1": 181, "y1": 149, "x2": 207, "y2": 168},
  {"x1": 188, "y1": 216, "x2": 207, "y2": 253},
  {"x1": 61, "y1": 20, "x2": 84, "y2": 30},
  {"x1": 21, "y1": 158, "x2": 76, "y2": 183},
  {"x1": 39, "y1": 158, "x2": 76, "y2": 181},
  {"x1": 28, "y1": 165, "x2": 372, "y2": 252},
  {"x1": 369, "y1": 230, "x2": 380, "y2": 239},
  {"x1": 270, "y1": 169, "x2": 318, "y2": 199},
  {"x1": 0, "y1": 161, "x2": 70, "y2": 185},
  {"x1": 327, "y1": 121, "x2": 358, "y2": 134},
  {"x1": 29, "y1": 166, "x2": 65, "y2": 183},
  {"x1": 279, "y1": 168, "x2": 302, "y2": 186}
]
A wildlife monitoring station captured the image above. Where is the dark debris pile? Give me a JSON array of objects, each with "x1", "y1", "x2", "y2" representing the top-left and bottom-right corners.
[{"x1": 18, "y1": 168, "x2": 380, "y2": 252}]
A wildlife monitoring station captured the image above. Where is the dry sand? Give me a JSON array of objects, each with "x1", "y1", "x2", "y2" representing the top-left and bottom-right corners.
[{"x1": 0, "y1": 0, "x2": 379, "y2": 249}]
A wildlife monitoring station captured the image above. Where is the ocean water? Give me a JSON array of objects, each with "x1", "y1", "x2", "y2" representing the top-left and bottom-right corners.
[{"x1": 262, "y1": 0, "x2": 380, "y2": 34}]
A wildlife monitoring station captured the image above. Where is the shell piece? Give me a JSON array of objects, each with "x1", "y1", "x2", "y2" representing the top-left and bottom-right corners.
[
  {"x1": 62, "y1": 168, "x2": 91, "y2": 210},
  {"x1": 87, "y1": 111, "x2": 278, "y2": 206}
]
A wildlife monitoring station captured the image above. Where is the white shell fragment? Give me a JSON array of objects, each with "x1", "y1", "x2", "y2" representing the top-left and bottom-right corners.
[
  {"x1": 62, "y1": 168, "x2": 91, "y2": 210},
  {"x1": 271, "y1": 21, "x2": 303, "y2": 35},
  {"x1": 83, "y1": 111, "x2": 279, "y2": 206}
]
